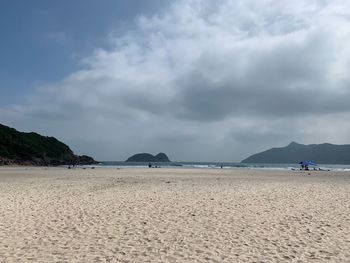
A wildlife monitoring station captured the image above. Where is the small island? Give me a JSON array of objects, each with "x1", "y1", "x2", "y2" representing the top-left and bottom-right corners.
[
  {"x1": 0, "y1": 123, "x2": 97, "y2": 166},
  {"x1": 126, "y1": 152, "x2": 170, "y2": 162}
]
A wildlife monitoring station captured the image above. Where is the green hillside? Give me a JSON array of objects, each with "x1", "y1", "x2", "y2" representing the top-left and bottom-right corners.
[
  {"x1": 0, "y1": 123, "x2": 96, "y2": 165},
  {"x1": 241, "y1": 142, "x2": 350, "y2": 164}
]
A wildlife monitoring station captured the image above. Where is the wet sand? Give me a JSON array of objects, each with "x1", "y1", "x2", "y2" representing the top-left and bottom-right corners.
[{"x1": 0, "y1": 167, "x2": 349, "y2": 262}]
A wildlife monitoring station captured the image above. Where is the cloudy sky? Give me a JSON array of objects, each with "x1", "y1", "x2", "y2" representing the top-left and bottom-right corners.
[{"x1": 1, "y1": 0, "x2": 350, "y2": 162}]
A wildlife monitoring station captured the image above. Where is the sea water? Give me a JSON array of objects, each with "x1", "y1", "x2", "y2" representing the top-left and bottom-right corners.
[{"x1": 84, "y1": 161, "x2": 350, "y2": 172}]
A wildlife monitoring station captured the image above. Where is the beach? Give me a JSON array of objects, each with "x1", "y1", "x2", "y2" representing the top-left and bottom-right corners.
[{"x1": 0, "y1": 167, "x2": 349, "y2": 262}]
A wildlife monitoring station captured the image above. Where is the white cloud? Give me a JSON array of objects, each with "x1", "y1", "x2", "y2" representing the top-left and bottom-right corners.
[{"x1": 2, "y1": 0, "x2": 350, "y2": 161}]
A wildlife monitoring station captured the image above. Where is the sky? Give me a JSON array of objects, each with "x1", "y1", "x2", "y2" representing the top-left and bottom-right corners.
[{"x1": 1, "y1": 0, "x2": 350, "y2": 162}]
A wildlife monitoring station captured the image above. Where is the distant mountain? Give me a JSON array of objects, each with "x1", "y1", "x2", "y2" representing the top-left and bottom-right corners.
[
  {"x1": 126, "y1": 153, "x2": 171, "y2": 162},
  {"x1": 241, "y1": 142, "x2": 350, "y2": 164},
  {"x1": 0, "y1": 123, "x2": 97, "y2": 165}
]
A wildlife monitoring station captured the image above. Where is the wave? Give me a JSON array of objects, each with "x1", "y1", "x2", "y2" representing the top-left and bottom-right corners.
[{"x1": 79, "y1": 162, "x2": 350, "y2": 172}]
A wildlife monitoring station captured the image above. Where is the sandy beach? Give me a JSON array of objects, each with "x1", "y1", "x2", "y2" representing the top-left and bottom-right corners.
[{"x1": 0, "y1": 167, "x2": 349, "y2": 262}]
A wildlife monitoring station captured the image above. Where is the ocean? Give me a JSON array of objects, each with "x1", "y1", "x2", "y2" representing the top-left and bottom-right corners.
[{"x1": 85, "y1": 161, "x2": 350, "y2": 172}]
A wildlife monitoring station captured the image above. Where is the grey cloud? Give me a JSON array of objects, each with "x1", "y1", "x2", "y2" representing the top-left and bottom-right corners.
[
  {"x1": 174, "y1": 75, "x2": 350, "y2": 121},
  {"x1": 170, "y1": 26, "x2": 349, "y2": 121},
  {"x1": 2, "y1": 0, "x2": 350, "y2": 161}
]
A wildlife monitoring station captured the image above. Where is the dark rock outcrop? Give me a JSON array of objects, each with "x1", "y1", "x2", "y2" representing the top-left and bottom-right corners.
[
  {"x1": 76, "y1": 155, "x2": 97, "y2": 165},
  {"x1": 0, "y1": 123, "x2": 97, "y2": 166},
  {"x1": 126, "y1": 152, "x2": 171, "y2": 162},
  {"x1": 241, "y1": 141, "x2": 350, "y2": 164},
  {"x1": 154, "y1": 153, "x2": 170, "y2": 162}
]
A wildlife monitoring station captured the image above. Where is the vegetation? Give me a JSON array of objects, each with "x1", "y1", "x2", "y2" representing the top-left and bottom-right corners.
[
  {"x1": 0, "y1": 123, "x2": 96, "y2": 165},
  {"x1": 241, "y1": 141, "x2": 350, "y2": 164}
]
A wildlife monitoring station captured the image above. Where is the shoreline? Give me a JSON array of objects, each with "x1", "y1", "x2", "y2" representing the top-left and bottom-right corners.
[{"x1": 1, "y1": 163, "x2": 347, "y2": 174}]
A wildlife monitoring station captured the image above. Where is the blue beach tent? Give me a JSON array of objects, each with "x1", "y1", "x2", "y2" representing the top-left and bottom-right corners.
[{"x1": 299, "y1": 161, "x2": 317, "y2": 166}]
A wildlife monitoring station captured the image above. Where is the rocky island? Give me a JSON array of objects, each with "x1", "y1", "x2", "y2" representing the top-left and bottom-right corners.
[
  {"x1": 0, "y1": 123, "x2": 97, "y2": 165},
  {"x1": 126, "y1": 152, "x2": 170, "y2": 162}
]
